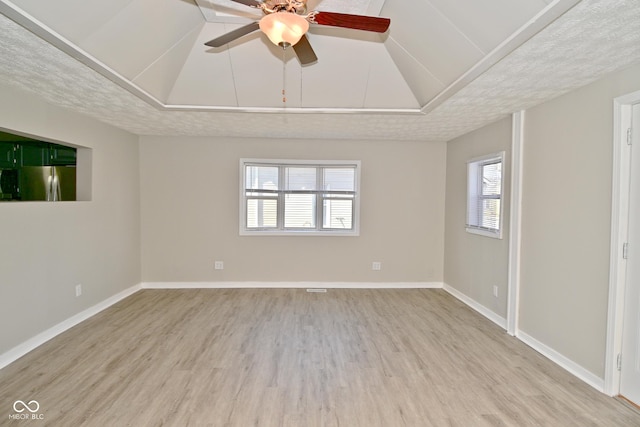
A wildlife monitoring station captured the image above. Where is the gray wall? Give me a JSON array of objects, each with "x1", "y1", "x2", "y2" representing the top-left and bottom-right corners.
[
  {"x1": 519, "y1": 63, "x2": 640, "y2": 378},
  {"x1": 0, "y1": 83, "x2": 141, "y2": 355},
  {"x1": 444, "y1": 116, "x2": 512, "y2": 318},
  {"x1": 139, "y1": 137, "x2": 446, "y2": 284}
]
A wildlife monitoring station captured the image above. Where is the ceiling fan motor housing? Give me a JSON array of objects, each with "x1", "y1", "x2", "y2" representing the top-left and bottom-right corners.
[{"x1": 263, "y1": 0, "x2": 307, "y2": 15}]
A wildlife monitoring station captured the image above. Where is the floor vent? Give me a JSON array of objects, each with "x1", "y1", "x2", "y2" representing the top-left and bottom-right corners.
[{"x1": 306, "y1": 288, "x2": 327, "y2": 293}]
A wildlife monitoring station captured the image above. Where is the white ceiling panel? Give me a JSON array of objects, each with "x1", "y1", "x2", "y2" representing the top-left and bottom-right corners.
[
  {"x1": 361, "y1": 44, "x2": 420, "y2": 109},
  {"x1": 8, "y1": 0, "x2": 134, "y2": 41},
  {"x1": 134, "y1": 24, "x2": 204, "y2": 102},
  {"x1": 165, "y1": 18, "x2": 418, "y2": 110},
  {"x1": 78, "y1": 0, "x2": 203, "y2": 79},
  {"x1": 230, "y1": 36, "x2": 293, "y2": 108},
  {"x1": 426, "y1": 0, "x2": 551, "y2": 53},
  {"x1": 195, "y1": 0, "x2": 261, "y2": 22},
  {"x1": 167, "y1": 23, "x2": 245, "y2": 106},
  {"x1": 384, "y1": 38, "x2": 445, "y2": 106},
  {"x1": 311, "y1": 0, "x2": 378, "y2": 15},
  {"x1": 381, "y1": 0, "x2": 484, "y2": 86},
  {"x1": 295, "y1": 33, "x2": 382, "y2": 109}
]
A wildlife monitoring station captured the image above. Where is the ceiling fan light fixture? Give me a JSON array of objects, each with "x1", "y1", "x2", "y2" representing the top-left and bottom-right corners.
[{"x1": 259, "y1": 12, "x2": 309, "y2": 47}]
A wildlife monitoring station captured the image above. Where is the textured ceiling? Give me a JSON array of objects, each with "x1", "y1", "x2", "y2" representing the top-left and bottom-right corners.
[{"x1": 0, "y1": 0, "x2": 639, "y2": 141}]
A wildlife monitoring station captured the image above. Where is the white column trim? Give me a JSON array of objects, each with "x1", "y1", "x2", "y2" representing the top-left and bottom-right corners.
[{"x1": 507, "y1": 110, "x2": 525, "y2": 336}]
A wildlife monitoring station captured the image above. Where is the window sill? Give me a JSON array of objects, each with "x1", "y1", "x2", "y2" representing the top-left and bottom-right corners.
[
  {"x1": 240, "y1": 229, "x2": 359, "y2": 237},
  {"x1": 466, "y1": 227, "x2": 503, "y2": 240}
]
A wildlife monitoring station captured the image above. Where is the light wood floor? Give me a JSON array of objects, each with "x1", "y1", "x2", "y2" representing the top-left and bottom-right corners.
[{"x1": 1, "y1": 289, "x2": 639, "y2": 426}]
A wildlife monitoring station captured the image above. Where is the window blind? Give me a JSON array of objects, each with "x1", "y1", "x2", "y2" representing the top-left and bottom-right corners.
[
  {"x1": 241, "y1": 160, "x2": 359, "y2": 235},
  {"x1": 466, "y1": 152, "x2": 504, "y2": 238}
]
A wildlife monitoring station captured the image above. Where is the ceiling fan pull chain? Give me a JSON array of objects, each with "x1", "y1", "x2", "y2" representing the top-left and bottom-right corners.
[{"x1": 282, "y1": 45, "x2": 287, "y2": 105}]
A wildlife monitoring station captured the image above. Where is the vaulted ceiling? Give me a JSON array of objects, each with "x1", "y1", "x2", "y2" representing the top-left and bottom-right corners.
[{"x1": 1, "y1": 0, "x2": 639, "y2": 141}]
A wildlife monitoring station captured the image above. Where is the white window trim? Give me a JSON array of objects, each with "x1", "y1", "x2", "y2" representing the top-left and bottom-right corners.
[
  {"x1": 466, "y1": 151, "x2": 505, "y2": 239},
  {"x1": 239, "y1": 158, "x2": 361, "y2": 236}
]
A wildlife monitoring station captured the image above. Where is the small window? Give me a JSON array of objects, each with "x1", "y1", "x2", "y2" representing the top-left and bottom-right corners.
[
  {"x1": 240, "y1": 159, "x2": 360, "y2": 236},
  {"x1": 466, "y1": 152, "x2": 505, "y2": 239}
]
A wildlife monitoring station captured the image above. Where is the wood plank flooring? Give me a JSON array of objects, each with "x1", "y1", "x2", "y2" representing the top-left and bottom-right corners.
[{"x1": 1, "y1": 289, "x2": 639, "y2": 426}]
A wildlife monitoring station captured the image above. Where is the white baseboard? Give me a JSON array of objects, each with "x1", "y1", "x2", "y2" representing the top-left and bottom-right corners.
[
  {"x1": 0, "y1": 283, "x2": 142, "y2": 370},
  {"x1": 442, "y1": 283, "x2": 507, "y2": 329},
  {"x1": 142, "y1": 281, "x2": 444, "y2": 289},
  {"x1": 517, "y1": 330, "x2": 605, "y2": 392},
  {"x1": 441, "y1": 283, "x2": 605, "y2": 392}
]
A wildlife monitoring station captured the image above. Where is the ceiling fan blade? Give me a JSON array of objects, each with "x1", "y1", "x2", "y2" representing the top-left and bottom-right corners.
[
  {"x1": 229, "y1": 0, "x2": 262, "y2": 7},
  {"x1": 293, "y1": 35, "x2": 318, "y2": 65},
  {"x1": 310, "y1": 11, "x2": 390, "y2": 33},
  {"x1": 204, "y1": 21, "x2": 260, "y2": 48}
]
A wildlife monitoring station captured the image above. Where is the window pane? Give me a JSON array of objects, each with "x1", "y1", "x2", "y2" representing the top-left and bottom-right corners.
[
  {"x1": 482, "y1": 162, "x2": 501, "y2": 196},
  {"x1": 466, "y1": 153, "x2": 504, "y2": 237},
  {"x1": 247, "y1": 199, "x2": 277, "y2": 228},
  {"x1": 285, "y1": 167, "x2": 317, "y2": 191},
  {"x1": 284, "y1": 194, "x2": 316, "y2": 228},
  {"x1": 481, "y1": 199, "x2": 500, "y2": 230},
  {"x1": 241, "y1": 159, "x2": 359, "y2": 235},
  {"x1": 246, "y1": 166, "x2": 278, "y2": 190},
  {"x1": 324, "y1": 168, "x2": 355, "y2": 191},
  {"x1": 323, "y1": 199, "x2": 353, "y2": 229},
  {"x1": 246, "y1": 191, "x2": 278, "y2": 197}
]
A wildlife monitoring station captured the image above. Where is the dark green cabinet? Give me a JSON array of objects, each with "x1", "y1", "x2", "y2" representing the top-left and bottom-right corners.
[
  {"x1": 0, "y1": 142, "x2": 17, "y2": 168},
  {"x1": 1, "y1": 142, "x2": 76, "y2": 167},
  {"x1": 0, "y1": 141, "x2": 77, "y2": 168},
  {"x1": 49, "y1": 145, "x2": 76, "y2": 165},
  {"x1": 19, "y1": 142, "x2": 49, "y2": 166},
  {"x1": 19, "y1": 142, "x2": 75, "y2": 166}
]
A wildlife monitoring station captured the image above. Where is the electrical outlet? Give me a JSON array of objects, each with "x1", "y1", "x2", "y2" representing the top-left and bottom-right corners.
[
  {"x1": 75, "y1": 284, "x2": 82, "y2": 297},
  {"x1": 214, "y1": 261, "x2": 224, "y2": 270},
  {"x1": 372, "y1": 262, "x2": 382, "y2": 271},
  {"x1": 493, "y1": 285, "x2": 499, "y2": 298}
]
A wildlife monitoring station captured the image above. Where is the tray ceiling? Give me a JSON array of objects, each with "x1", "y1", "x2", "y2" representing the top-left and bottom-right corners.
[{"x1": 0, "y1": 0, "x2": 639, "y2": 141}]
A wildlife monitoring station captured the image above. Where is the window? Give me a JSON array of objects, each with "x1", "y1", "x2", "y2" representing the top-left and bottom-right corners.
[
  {"x1": 466, "y1": 152, "x2": 505, "y2": 238},
  {"x1": 240, "y1": 159, "x2": 360, "y2": 236}
]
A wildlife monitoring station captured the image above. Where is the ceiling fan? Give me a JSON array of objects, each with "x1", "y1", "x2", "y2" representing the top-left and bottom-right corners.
[{"x1": 204, "y1": 0, "x2": 391, "y2": 65}]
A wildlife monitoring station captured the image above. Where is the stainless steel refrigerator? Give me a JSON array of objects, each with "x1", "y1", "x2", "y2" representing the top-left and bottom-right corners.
[{"x1": 19, "y1": 166, "x2": 76, "y2": 201}]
